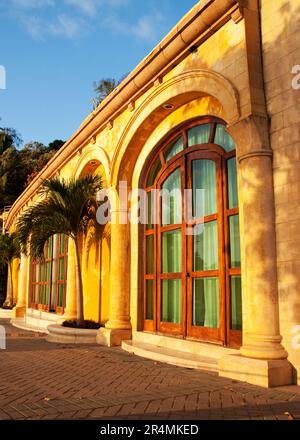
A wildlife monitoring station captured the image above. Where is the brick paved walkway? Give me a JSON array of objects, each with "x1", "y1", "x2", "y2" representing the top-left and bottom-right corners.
[{"x1": 0, "y1": 318, "x2": 300, "y2": 420}]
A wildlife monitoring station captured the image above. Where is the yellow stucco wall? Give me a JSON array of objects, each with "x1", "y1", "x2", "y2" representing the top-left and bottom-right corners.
[{"x1": 261, "y1": 0, "x2": 300, "y2": 384}]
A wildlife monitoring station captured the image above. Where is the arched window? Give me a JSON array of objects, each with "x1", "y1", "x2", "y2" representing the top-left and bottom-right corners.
[
  {"x1": 30, "y1": 234, "x2": 68, "y2": 314},
  {"x1": 143, "y1": 117, "x2": 242, "y2": 348}
]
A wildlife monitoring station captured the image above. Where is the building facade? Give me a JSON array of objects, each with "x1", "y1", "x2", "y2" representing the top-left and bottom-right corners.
[{"x1": 4, "y1": 0, "x2": 300, "y2": 387}]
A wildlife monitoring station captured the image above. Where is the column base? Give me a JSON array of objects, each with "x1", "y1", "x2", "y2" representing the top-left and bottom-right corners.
[
  {"x1": 12, "y1": 306, "x2": 26, "y2": 318},
  {"x1": 219, "y1": 354, "x2": 294, "y2": 388},
  {"x1": 97, "y1": 327, "x2": 132, "y2": 347}
]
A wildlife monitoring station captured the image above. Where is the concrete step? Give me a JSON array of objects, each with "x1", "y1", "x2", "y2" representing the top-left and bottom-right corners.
[
  {"x1": 10, "y1": 318, "x2": 48, "y2": 335},
  {"x1": 131, "y1": 331, "x2": 238, "y2": 359},
  {"x1": 122, "y1": 340, "x2": 219, "y2": 372}
]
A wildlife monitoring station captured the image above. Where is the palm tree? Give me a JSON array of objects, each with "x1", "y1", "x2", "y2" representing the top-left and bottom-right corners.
[
  {"x1": 93, "y1": 74, "x2": 128, "y2": 108},
  {"x1": 16, "y1": 175, "x2": 102, "y2": 326},
  {"x1": 93, "y1": 78, "x2": 118, "y2": 107},
  {"x1": 0, "y1": 232, "x2": 20, "y2": 308}
]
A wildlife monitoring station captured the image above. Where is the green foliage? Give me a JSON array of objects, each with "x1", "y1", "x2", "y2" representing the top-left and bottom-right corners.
[
  {"x1": 48, "y1": 139, "x2": 64, "y2": 152},
  {"x1": 63, "y1": 319, "x2": 102, "y2": 330},
  {"x1": 0, "y1": 126, "x2": 66, "y2": 210},
  {"x1": 0, "y1": 124, "x2": 65, "y2": 305},
  {"x1": 93, "y1": 78, "x2": 118, "y2": 106},
  {"x1": 93, "y1": 74, "x2": 128, "y2": 107},
  {"x1": 16, "y1": 175, "x2": 102, "y2": 258},
  {"x1": 0, "y1": 233, "x2": 21, "y2": 267},
  {"x1": 16, "y1": 175, "x2": 102, "y2": 325},
  {"x1": 0, "y1": 127, "x2": 22, "y2": 154}
]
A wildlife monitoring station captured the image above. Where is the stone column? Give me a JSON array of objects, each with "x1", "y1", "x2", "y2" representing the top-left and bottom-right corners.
[
  {"x1": 3, "y1": 265, "x2": 12, "y2": 308},
  {"x1": 3, "y1": 258, "x2": 19, "y2": 308},
  {"x1": 63, "y1": 238, "x2": 77, "y2": 320},
  {"x1": 219, "y1": 115, "x2": 293, "y2": 387},
  {"x1": 97, "y1": 202, "x2": 132, "y2": 347},
  {"x1": 13, "y1": 254, "x2": 28, "y2": 318}
]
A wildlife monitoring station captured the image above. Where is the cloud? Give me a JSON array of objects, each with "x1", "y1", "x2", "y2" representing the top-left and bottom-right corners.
[
  {"x1": 11, "y1": 0, "x2": 54, "y2": 8},
  {"x1": 63, "y1": 0, "x2": 97, "y2": 17},
  {"x1": 19, "y1": 15, "x2": 44, "y2": 39},
  {"x1": 48, "y1": 14, "x2": 83, "y2": 39},
  {"x1": 1, "y1": 0, "x2": 164, "y2": 42},
  {"x1": 104, "y1": 10, "x2": 166, "y2": 43}
]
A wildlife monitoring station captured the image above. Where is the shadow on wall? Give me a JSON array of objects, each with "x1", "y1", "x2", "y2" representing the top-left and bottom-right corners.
[{"x1": 263, "y1": 1, "x2": 300, "y2": 357}]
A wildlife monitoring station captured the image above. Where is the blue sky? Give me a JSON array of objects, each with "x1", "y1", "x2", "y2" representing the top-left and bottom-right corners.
[{"x1": 0, "y1": 0, "x2": 198, "y2": 147}]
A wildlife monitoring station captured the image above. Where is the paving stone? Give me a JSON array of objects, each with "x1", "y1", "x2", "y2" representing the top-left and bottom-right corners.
[{"x1": 0, "y1": 318, "x2": 300, "y2": 420}]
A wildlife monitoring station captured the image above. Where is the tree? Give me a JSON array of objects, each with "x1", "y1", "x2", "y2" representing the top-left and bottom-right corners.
[
  {"x1": 0, "y1": 127, "x2": 22, "y2": 154},
  {"x1": 48, "y1": 139, "x2": 65, "y2": 152},
  {"x1": 0, "y1": 146, "x2": 22, "y2": 209},
  {"x1": 93, "y1": 74, "x2": 128, "y2": 107},
  {"x1": 93, "y1": 78, "x2": 118, "y2": 106},
  {"x1": 0, "y1": 233, "x2": 20, "y2": 308},
  {"x1": 16, "y1": 175, "x2": 102, "y2": 325}
]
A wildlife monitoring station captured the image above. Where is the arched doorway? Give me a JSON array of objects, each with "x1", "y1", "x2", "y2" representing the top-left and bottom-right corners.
[{"x1": 143, "y1": 117, "x2": 242, "y2": 348}]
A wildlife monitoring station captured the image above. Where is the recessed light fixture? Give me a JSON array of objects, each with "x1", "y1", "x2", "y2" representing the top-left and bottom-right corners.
[{"x1": 163, "y1": 103, "x2": 174, "y2": 110}]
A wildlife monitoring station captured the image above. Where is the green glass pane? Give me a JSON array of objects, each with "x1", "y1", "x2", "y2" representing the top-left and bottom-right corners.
[
  {"x1": 162, "y1": 168, "x2": 182, "y2": 225},
  {"x1": 60, "y1": 234, "x2": 65, "y2": 253},
  {"x1": 162, "y1": 229, "x2": 182, "y2": 273},
  {"x1": 146, "y1": 280, "x2": 154, "y2": 320},
  {"x1": 214, "y1": 124, "x2": 236, "y2": 152},
  {"x1": 40, "y1": 263, "x2": 45, "y2": 282},
  {"x1": 147, "y1": 156, "x2": 162, "y2": 187},
  {"x1": 227, "y1": 158, "x2": 239, "y2": 209},
  {"x1": 229, "y1": 215, "x2": 241, "y2": 268},
  {"x1": 39, "y1": 285, "x2": 43, "y2": 304},
  {"x1": 46, "y1": 262, "x2": 51, "y2": 282},
  {"x1": 193, "y1": 278, "x2": 219, "y2": 328},
  {"x1": 57, "y1": 284, "x2": 64, "y2": 307},
  {"x1": 45, "y1": 284, "x2": 51, "y2": 306},
  {"x1": 161, "y1": 279, "x2": 182, "y2": 324},
  {"x1": 193, "y1": 221, "x2": 218, "y2": 271},
  {"x1": 46, "y1": 237, "x2": 53, "y2": 259},
  {"x1": 231, "y1": 276, "x2": 242, "y2": 331},
  {"x1": 147, "y1": 191, "x2": 153, "y2": 230},
  {"x1": 193, "y1": 160, "x2": 217, "y2": 217},
  {"x1": 34, "y1": 267, "x2": 39, "y2": 283},
  {"x1": 188, "y1": 124, "x2": 211, "y2": 147},
  {"x1": 164, "y1": 136, "x2": 184, "y2": 162},
  {"x1": 35, "y1": 285, "x2": 39, "y2": 303},
  {"x1": 58, "y1": 258, "x2": 64, "y2": 281},
  {"x1": 146, "y1": 235, "x2": 154, "y2": 274}
]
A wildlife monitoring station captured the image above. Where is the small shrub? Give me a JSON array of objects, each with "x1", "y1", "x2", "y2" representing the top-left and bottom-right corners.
[
  {"x1": 62, "y1": 320, "x2": 102, "y2": 330},
  {"x1": 1, "y1": 303, "x2": 15, "y2": 310}
]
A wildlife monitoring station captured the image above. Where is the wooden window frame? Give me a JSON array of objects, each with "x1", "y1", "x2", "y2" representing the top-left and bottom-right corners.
[
  {"x1": 54, "y1": 234, "x2": 68, "y2": 314},
  {"x1": 142, "y1": 117, "x2": 242, "y2": 348},
  {"x1": 30, "y1": 234, "x2": 68, "y2": 315}
]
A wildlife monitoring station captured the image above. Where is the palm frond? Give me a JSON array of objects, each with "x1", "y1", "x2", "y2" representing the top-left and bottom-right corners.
[
  {"x1": 15, "y1": 174, "x2": 103, "y2": 259},
  {"x1": 0, "y1": 232, "x2": 20, "y2": 267}
]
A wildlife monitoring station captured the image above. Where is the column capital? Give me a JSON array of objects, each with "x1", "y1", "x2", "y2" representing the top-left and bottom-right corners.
[
  {"x1": 227, "y1": 113, "x2": 271, "y2": 159},
  {"x1": 238, "y1": 149, "x2": 273, "y2": 163}
]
